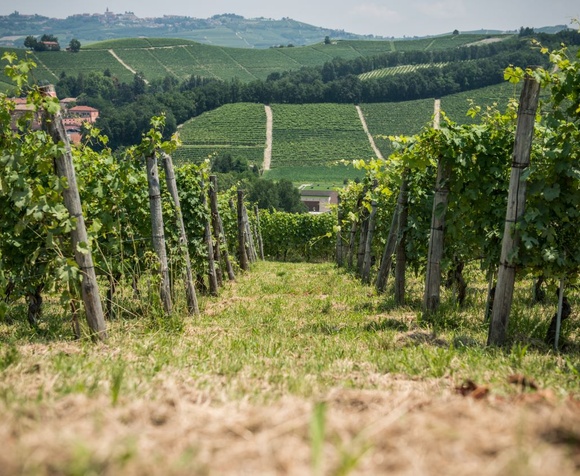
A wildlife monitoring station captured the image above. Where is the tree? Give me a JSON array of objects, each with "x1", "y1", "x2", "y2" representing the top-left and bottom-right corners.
[
  {"x1": 23, "y1": 35, "x2": 37, "y2": 49},
  {"x1": 68, "y1": 38, "x2": 81, "y2": 52},
  {"x1": 324, "y1": 36, "x2": 331, "y2": 45},
  {"x1": 452, "y1": 29, "x2": 459, "y2": 35},
  {"x1": 132, "y1": 72, "x2": 147, "y2": 96}
]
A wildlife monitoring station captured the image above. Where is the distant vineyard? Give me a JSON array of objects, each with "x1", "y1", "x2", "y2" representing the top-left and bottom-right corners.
[
  {"x1": 173, "y1": 83, "x2": 521, "y2": 185},
  {"x1": 270, "y1": 103, "x2": 375, "y2": 168},
  {"x1": 359, "y1": 100, "x2": 436, "y2": 157},
  {"x1": 359, "y1": 62, "x2": 447, "y2": 80},
  {"x1": 1, "y1": 33, "x2": 503, "y2": 84},
  {"x1": 175, "y1": 103, "x2": 266, "y2": 166}
]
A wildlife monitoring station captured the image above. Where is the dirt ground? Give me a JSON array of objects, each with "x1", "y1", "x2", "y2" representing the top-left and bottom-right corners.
[{"x1": 1, "y1": 357, "x2": 578, "y2": 475}]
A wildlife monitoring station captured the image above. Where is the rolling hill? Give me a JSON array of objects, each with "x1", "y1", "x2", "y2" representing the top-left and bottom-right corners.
[
  {"x1": 0, "y1": 33, "x2": 511, "y2": 88},
  {"x1": 175, "y1": 82, "x2": 521, "y2": 188}
]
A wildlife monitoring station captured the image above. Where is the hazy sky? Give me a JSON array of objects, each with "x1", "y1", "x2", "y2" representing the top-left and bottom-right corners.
[{"x1": 2, "y1": 0, "x2": 579, "y2": 37}]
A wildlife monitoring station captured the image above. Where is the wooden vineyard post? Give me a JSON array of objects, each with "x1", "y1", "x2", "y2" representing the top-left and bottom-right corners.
[
  {"x1": 361, "y1": 181, "x2": 378, "y2": 284},
  {"x1": 375, "y1": 201, "x2": 399, "y2": 293},
  {"x1": 347, "y1": 219, "x2": 358, "y2": 269},
  {"x1": 201, "y1": 179, "x2": 219, "y2": 297},
  {"x1": 394, "y1": 169, "x2": 410, "y2": 305},
  {"x1": 209, "y1": 175, "x2": 235, "y2": 281},
  {"x1": 243, "y1": 205, "x2": 257, "y2": 263},
  {"x1": 237, "y1": 190, "x2": 250, "y2": 271},
  {"x1": 423, "y1": 99, "x2": 447, "y2": 314},
  {"x1": 254, "y1": 205, "x2": 265, "y2": 260},
  {"x1": 161, "y1": 153, "x2": 199, "y2": 315},
  {"x1": 336, "y1": 196, "x2": 344, "y2": 267},
  {"x1": 41, "y1": 85, "x2": 107, "y2": 340},
  {"x1": 488, "y1": 75, "x2": 540, "y2": 346},
  {"x1": 357, "y1": 212, "x2": 369, "y2": 276},
  {"x1": 146, "y1": 151, "x2": 173, "y2": 314},
  {"x1": 206, "y1": 178, "x2": 223, "y2": 287}
]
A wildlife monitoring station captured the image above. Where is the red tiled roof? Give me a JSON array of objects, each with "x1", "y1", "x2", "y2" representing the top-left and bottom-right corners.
[{"x1": 69, "y1": 105, "x2": 98, "y2": 112}]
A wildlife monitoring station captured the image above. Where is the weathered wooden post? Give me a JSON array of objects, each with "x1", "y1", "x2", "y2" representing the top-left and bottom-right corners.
[
  {"x1": 237, "y1": 190, "x2": 250, "y2": 271},
  {"x1": 347, "y1": 219, "x2": 358, "y2": 269},
  {"x1": 41, "y1": 85, "x2": 107, "y2": 340},
  {"x1": 394, "y1": 170, "x2": 409, "y2": 305},
  {"x1": 146, "y1": 151, "x2": 173, "y2": 314},
  {"x1": 375, "y1": 204, "x2": 399, "y2": 293},
  {"x1": 361, "y1": 181, "x2": 378, "y2": 284},
  {"x1": 201, "y1": 179, "x2": 219, "y2": 296},
  {"x1": 423, "y1": 99, "x2": 448, "y2": 314},
  {"x1": 209, "y1": 175, "x2": 235, "y2": 281},
  {"x1": 161, "y1": 153, "x2": 199, "y2": 315},
  {"x1": 254, "y1": 205, "x2": 265, "y2": 260},
  {"x1": 243, "y1": 205, "x2": 257, "y2": 262},
  {"x1": 336, "y1": 195, "x2": 344, "y2": 267},
  {"x1": 488, "y1": 74, "x2": 540, "y2": 345}
]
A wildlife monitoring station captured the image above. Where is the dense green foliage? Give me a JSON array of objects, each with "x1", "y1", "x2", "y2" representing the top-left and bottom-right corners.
[
  {"x1": 338, "y1": 41, "x2": 580, "y2": 318},
  {"x1": 259, "y1": 210, "x2": 335, "y2": 261}
]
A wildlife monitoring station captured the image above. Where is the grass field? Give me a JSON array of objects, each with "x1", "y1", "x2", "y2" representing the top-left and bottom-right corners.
[{"x1": 0, "y1": 260, "x2": 578, "y2": 474}]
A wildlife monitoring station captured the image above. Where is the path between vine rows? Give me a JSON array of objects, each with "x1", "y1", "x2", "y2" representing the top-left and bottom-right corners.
[{"x1": 0, "y1": 262, "x2": 579, "y2": 475}]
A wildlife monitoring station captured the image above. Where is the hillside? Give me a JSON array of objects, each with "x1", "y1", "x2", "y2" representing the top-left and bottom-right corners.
[
  {"x1": 0, "y1": 11, "x2": 375, "y2": 49},
  {"x1": 175, "y1": 82, "x2": 521, "y2": 187},
  {"x1": 0, "y1": 33, "x2": 511, "y2": 87}
]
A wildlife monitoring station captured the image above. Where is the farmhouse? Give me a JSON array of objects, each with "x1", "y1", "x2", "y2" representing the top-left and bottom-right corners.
[
  {"x1": 63, "y1": 105, "x2": 99, "y2": 143},
  {"x1": 299, "y1": 189, "x2": 338, "y2": 213},
  {"x1": 40, "y1": 41, "x2": 59, "y2": 51},
  {"x1": 9, "y1": 95, "x2": 99, "y2": 144}
]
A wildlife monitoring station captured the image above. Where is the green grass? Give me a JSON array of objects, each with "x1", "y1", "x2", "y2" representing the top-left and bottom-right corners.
[
  {"x1": 1, "y1": 261, "x2": 578, "y2": 399},
  {"x1": 264, "y1": 165, "x2": 363, "y2": 188},
  {"x1": 0, "y1": 260, "x2": 578, "y2": 474}
]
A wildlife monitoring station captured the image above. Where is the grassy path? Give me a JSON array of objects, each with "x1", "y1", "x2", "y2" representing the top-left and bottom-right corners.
[{"x1": 0, "y1": 261, "x2": 578, "y2": 474}]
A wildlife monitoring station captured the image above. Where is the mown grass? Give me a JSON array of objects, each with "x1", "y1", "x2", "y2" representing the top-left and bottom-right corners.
[{"x1": 1, "y1": 260, "x2": 578, "y2": 409}]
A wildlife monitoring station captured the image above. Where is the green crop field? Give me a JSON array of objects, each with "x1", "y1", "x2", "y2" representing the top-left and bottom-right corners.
[
  {"x1": 439, "y1": 82, "x2": 523, "y2": 122},
  {"x1": 359, "y1": 99, "x2": 436, "y2": 157},
  {"x1": 270, "y1": 103, "x2": 375, "y2": 167},
  {"x1": 173, "y1": 83, "x2": 521, "y2": 186},
  {"x1": 1, "y1": 33, "x2": 501, "y2": 85},
  {"x1": 175, "y1": 102, "x2": 267, "y2": 166},
  {"x1": 175, "y1": 102, "x2": 374, "y2": 186},
  {"x1": 359, "y1": 62, "x2": 448, "y2": 80}
]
